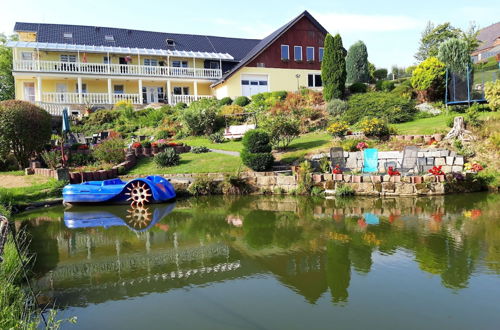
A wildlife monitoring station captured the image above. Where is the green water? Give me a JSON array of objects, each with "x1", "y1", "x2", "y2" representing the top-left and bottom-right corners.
[{"x1": 15, "y1": 193, "x2": 500, "y2": 329}]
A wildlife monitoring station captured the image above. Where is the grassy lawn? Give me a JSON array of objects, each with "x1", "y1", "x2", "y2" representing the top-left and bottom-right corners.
[
  {"x1": 0, "y1": 170, "x2": 24, "y2": 176},
  {"x1": 392, "y1": 112, "x2": 500, "y2": 135},
  {"x1": 128, "y1": 152, "x2": 245, "y2": 175},
  {"x1": 278, "y1": 132, "x2": 333, "y2": 164},
  {"x1": 0, "y1": 177, "x2": 65, "y2": 207},
  {"x1": 175, "y1": 136, "x2": 244, "y2": 152}
]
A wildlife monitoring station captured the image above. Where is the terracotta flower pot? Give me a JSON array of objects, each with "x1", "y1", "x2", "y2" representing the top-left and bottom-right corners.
[
  {"x1": 371, "y1": 175, "x2": 382, "y2": 183},
  {"x1": 351, "y1": 175, "x2": 362, "y2": 183},
  {"x1": 412, "y1": 176, "x2": 423, "y2": 184},
  {"x1": 134, "y1": 148, "x2": 143, "y2": 157},
  {"x1": 334, "y1": 174, "x2": 344, "y2": 181},
  {"x1": 390, "y1": 175, "x2": 401, "y2": 183}
]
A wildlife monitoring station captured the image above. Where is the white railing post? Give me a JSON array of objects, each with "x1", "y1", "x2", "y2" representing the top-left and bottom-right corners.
[
  {"x1": 77, "y1": 77, "x2": 83, "y2": 104},
  {"x1": 138, "y1": 79, "x2": 143, "y2": 104},
  {"x1": 107, "y1": 78, "x2": 113, "y2": 104},
  {"x1": 36, "y1": 77, "x2": 42, "y2": 102}
]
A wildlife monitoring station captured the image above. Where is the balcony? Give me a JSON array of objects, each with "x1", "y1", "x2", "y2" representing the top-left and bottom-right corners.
[{"x1": 13, "y1": 60, "x2": 222, "y2": 80}]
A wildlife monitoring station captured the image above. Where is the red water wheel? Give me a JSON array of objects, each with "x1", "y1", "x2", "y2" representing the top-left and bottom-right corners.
[{"x1": 125, "y1": 181, "x2": 152, "y2": 207}]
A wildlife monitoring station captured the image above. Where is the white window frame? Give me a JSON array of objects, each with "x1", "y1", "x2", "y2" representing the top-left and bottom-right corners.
[
  {"x1": 319, "y1": 47, "x2": 324, "y2": 62},
  {"x1": 173, "y1": 86, "x2": 189, "y2": 95},
  {"x1": 307, "y1": 73, "x2": 322, "y2": 88},
  {"x1": 281, "y1": 45, "x2": 289, "y2": 61},
  {"x1": 113, "y1": 85, "x2": 124, "y2": 94},
  {"x1": 294, "y1": 46, "x2": 302, "y2": 61},
  {"x1": 172, "y1": 60, "x2": 188, "y2": 68},
  {"x1": 21, "y1": 52, "x2": 33, "y2": 61},
  {"x1": 103, "y1": 56, "x2": 110, "y2": 64},
  {"x1": 144, "y1": 59, "x2": 159, "y2": 66},
  {"x1": 75, "y1": 83, "x2": 87, "y2": 93},
  {"x1": 60, "y1": 54, "x2": 76, "y2": 62},
  {"x1": 306, "y1": 47, "x2": 314, "y2": 62}
]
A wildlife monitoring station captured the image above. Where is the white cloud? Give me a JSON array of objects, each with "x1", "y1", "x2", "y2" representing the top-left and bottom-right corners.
[{"x1": 311, "y1": 11, "x2": 423, "y2": 33}]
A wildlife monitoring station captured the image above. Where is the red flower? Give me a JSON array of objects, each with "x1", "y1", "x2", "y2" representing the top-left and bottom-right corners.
[
  {"x1": 470, "y1": 209, "x2": 482, "y2": 220},
  {"x1": 77, "y1": 144, "x2": 89, "y2": 150},
  {"x1": 132, "y1": 142, "x2": 142, "y2": 148},
  {"x1": 332, "y1": 164, "x2": 343, "y2": 174},
  {"x1": 388, "y1": 166, "x2": 400, "y2": 176},
  {"x1": 429, "y1": 166, "x2": 444, "y2": 175},
  {"x1": 356, "y1": 142, "x2": 368, "y2": 150},
  {"x1": 472, "y1": 163, "x2": 483, "y2": 172}
]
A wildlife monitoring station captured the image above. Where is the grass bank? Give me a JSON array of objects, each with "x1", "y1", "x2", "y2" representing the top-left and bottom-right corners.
[
  {"x1": 0, "y1": 177, "x2": 65, "y2": 211},
  {"x1": 128, "y1": 152, "x2": 244, "y2": 175}
]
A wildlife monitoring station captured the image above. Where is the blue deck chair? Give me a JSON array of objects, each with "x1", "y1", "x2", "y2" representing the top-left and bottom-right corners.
[{"x1": 362, "y1": 148, "x2": 378, "y2": 173}]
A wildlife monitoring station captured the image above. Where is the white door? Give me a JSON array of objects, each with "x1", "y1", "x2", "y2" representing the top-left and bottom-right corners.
[
  {"x1": 146, "y1": 87, "x2": 159, "y2": 103},
  {"x1": 241, "y1": 74, "x2": 268, "y2": 97},
  {"x1": 23, "y1": 83, "x2": 35, "y2": 102},
  {"x1": 56, "y1": 83, "x2": 67, "y2": 102}
]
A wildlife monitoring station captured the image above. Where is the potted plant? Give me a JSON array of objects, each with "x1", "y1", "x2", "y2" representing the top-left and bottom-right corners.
[
  {"x1": 332, "y1": 164, "x2": 343, "y2": 181},
  {"x1": 132, "y1": 142, "x2": 142, "y2": 156},
  {"x1": 388, "y1": 166, "x2": 401, "y2": 183},
  {"x1": 356, "y1": 141, "x2": 368, "y2": 151},
  {"x1": 429, "y1": 165, "x2": 445, "y2": 182},
  {"x1": 142, "y1": 141, "x2": 152, "y2": 156}
]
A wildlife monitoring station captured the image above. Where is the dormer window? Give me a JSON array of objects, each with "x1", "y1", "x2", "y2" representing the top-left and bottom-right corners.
[
  {"x1": 105, "y1": 35, "x2": 115, "y2": 42},
  {"x1": 166, "y1": 38, "x2": 175, "y2": 47},
  {"x1": 63, "y1": 32, "x2": 72, "y2": 39}
]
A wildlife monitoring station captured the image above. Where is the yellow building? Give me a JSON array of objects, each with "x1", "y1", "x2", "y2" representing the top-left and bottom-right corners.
[{"x1": 8, "y1": 11, "x2": 326, "y2": 116}]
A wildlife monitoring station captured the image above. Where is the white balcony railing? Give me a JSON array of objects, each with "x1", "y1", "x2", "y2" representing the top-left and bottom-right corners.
[
  {"x1": 42, "y1": 92, "x2": 140, "y2": 104},
  {"x1": 170, "y1": 94, "x2": 213, "y2": 105},
  {"x1": 14, "y1": 60, "x2": 222, "y2": 79}
]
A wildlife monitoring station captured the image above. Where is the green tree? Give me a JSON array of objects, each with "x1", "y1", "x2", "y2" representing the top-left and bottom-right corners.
[
  {"x1": 346, "y1": 41, "x2": 369, "y2": 84},
  {"x1": 368, "y1": 62, "x2": 376, "y2": 82},
  {"x1": 373, "y1": 68, "x2": 388, "y2": 80},
  {"x1": 0, "y1": 100, "x2": 52, "y2": 168},
  {"x1": 0, "y1": 34, "x2": 16, "y2": 101},
  {"x1": 461, "y1": 21, "x2": 480, "y2": 53},
  {"x1": 321, "y1": 33, "x2": 346, "y2": 101},
  {"x1": 415, "y1": 22, "x2": 461, "y2": 62},
  {"x1": 410, "y1": 57, "x2": 446, "y2": 102},
  {"x1": 438, "y1": 38, "x2": 472, "y2": 75}
]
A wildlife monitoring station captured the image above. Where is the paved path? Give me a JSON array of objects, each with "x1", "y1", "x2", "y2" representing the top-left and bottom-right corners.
[{"x1": 209, "y1": 149, "x2": 240, "y2": 157}]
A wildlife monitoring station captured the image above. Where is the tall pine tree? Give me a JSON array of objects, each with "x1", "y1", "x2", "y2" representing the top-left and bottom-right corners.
[
  {"x1": 346, "y1": 41, "x2": 369, "y2": 84},
  {"x1": 321, "y1": 33, "x2": 346, "y2": 101}
]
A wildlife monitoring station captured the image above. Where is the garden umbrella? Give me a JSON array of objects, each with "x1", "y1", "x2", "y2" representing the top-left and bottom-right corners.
[{"x1": 61, "y1": 108, "x2": 70, "y2": 167}]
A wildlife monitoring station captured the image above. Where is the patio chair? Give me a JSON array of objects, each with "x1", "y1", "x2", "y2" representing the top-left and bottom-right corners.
[
  {"x1": 362, "y1": 148, "x2": 378, "y2": 173},
  {"x1": 100, "y1": 131, "x2": 109, "y2": 140},
  {"x1": 399, "y1": 146, "x2": 419, "y2": 174},
  {"x1": 223, "y1": 124, "x2": 256, "y2": 140},
  {"x1": 329, "y1": 147, "x2": 346, "y2": 170}
]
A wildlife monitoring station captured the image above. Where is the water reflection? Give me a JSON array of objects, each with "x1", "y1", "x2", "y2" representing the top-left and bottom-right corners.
[{"x1": 14, "y1": 193, "x2": 500, "y2": 309}]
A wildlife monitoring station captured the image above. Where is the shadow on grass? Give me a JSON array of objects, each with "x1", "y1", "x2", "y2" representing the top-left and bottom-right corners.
[{"x1": 288, "y1": 139, "x2": 331, "y2": 151}]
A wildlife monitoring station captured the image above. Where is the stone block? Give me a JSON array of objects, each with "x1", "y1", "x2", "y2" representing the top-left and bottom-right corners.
[
  {"x1": 435, "y1": 157, "x2": 446, "y2": 166},
  {"x1": 423, "y1": 174, "x2": 435, "y2": 183},
  {"x1": 415, "y1": 183, "x2": 430, "y2": 194},
  {"x1": 382, "y1": 182, "x2": 395, "y2": 192},
  {"x1": 370, "y1": 175, "x2": 382, "y2": 183},
  {"x1": 346, "y1": 158, "x2": 357, "y2": 169},
  {"x1": 277, "y1": 176, "x2": 296, "y2": 185},
  {"x1": 383, "y1": 175, "x2": 391, "y2": 182},
  {"x1": 446, "y1": 157, "x2": 454, "y2": 165},
  {"x1": 312, "y1": 174, "x2": 323, "y2": 183},
  {"x1": 418, "y1": 152, "x2": 424, "y2": 157},
  {"x1": 449, "y1": 151, "x2": 456, "y2": 157},
  {"x1": 395, "y1": 183, "x2": 415, "y2": 195},
  {"x1": 452, "y1": 166, "x2": 463, "y2": 172},
  {"x1": 454, "y1": 156, "x2": 464, "y2": 165},
  {"x1": 257, "y1": 176, "x2": 276, "y2": 186},
  {"x1": 439, "y1": 150, "x2": 449, "y2": 157},
  {"x1": 426, "y1": 158, "x2": 435, "y2": 165},
  {"x1": 442, "y1": 166, "x2": 452, "y2": 173}
]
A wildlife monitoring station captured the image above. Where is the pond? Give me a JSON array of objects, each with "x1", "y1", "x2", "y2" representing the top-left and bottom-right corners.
[{"x1": 15, "y1": 193, "x2": 500, "y2": 330}]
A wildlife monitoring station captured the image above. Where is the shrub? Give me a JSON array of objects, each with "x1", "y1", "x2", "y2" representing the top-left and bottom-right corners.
[
  {"x1": 142, "y1": 141, "x2": 151, "y2": 148},
  {"x1": 260, "y1": 115, "x2": 300, "y2": 149},
  {"x1": 373, "y1": 68, "x2": 388, "y2": 80},
  {"x1": 156, "y1": 129, "x2": 171, "y2": 140},
  {"x1": 188, "y1": 176, "x2": 220, "y2": 196},
  {"x1": 326, "y1": 99, "x2": 349, "y2": 117},
  {"x1": 391, "y1": 79, "x2": 414, "y2": 99},
  {"x1": 340, "y1": 138, "x2": 365, "y2": 152},
  {"x1": 344, "y1": 92, "x2": 416, "y2": 124},
  {"x1": 0, "y1": 100, "x2": 52, "y2": 168},
  {"x1": 297, "y1": 160, "x2": 313, "y2": 194},
  {"x1": 182, "y1": 98, "x2": 221, "y2": 135},
  {"x1": 209, "y1": 131, "x2": 226, "y2": 143},
  {"x1": 234, "y1": 96, "x2": 250, "y2": 107},
  {"x1": 174, "y1": 102, "x2": 187, "y2": 110},
  {"x1": 154, "y1": 148, "x2": 180, "y2": 167},
  {"x1": 319, "y1": 156, "x2": 330, "y2": 173},
  {"x1": 336, "y1": 184, "x2": 355, "y2": 196},
  {"x1": 359, "y1": 118, "x2": 390, "y2": 139},
  {"x1": 93, "y1": 137, "x2": 126, "y2": 164},
  {"x1": 41, "y1": 150, "x2": 61, "y2": 169},
  {"x1": 220, "y1": 104, "x2": 244, "y2": 116},
  {"x1": 327, "y1": 121, "x2": 350, "y2": 137},
  {"x1": 242, "y1": 129, "x2": 272, "y2": 153},
  {"x1": 241, "y1": 129, "x2": 274, "y2": 171},
  {"x1": 348, "y1": 82, "x2": 367, "y2": 94},
  {"x1": 375, "y1": 80, "x2": 395, "y2": 92},
  {"x1": 191, "y1": 146, "x2": 210, "y2": 154},
  {"x1": 484, "y1": 80, "x2": 500, "y2": 111},
  {"x1": 218, "y1": 97, "x2": 233, "y2": 106},
  {"x1": 346, "y1": 40, "x2": 370, "y2": 84},
  {"x1": 322, "y1": 33, "x2": 347, "y2": 101},
  {"x1": 69, "y1": 153, "x2": 95, "y2": 167},
  {"x1": 465, "y1": 106, "x2": 481, "y2": 127},
  {"x1": 410, "y1": 57, "x2": 446, "y2": 101},
  {"x1": 438, "y1": 38, "x2": 472, "y2": 76},
  {"x1": 272, "y1": 91, "x2": 288, "y2": 100}
]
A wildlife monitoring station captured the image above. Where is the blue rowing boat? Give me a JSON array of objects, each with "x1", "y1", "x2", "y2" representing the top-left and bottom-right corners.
[{"x1": 63, "y1": 175, "x2": 176, "y2": 205}]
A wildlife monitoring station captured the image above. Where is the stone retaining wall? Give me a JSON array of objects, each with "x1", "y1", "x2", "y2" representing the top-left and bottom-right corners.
[{"x1": 312, "y1": 148, "x2": 464, "y2": 173}]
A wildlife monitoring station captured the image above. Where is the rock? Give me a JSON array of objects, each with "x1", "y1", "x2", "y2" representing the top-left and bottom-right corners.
[
  {"x1": 435, "y1": 158, "x2": 446, "y2": 166},
  {"x1": 452, "y1": 166, "x2": 463, "y2": 172},
  {"x1": 416, "y1": 102, "x2": 441, "y2": 115},
  {"x1": 415, "y1": 183, "x2": 430, "y2": 194},
  {"x1": 454, "y1": 156, "x2": 464, "y2": 165},
  {"x1": 442, "y1": 166, "x2": 452, "y2": 173},
  {"x1": 382, "y1": 182, "x2": 395, "y2": 192},
  {"x1": 423, "y1": 174, "x2": 435, "y2": 183},
  {"x1": 395, "y1": 183, "x2": 415, "y2": 195},
  {"x1": 446, "y1": 157, "x2": 454, "y2": 165},
  {"x1": 276, "y1": 176, "x2": 296, "y2": 185}
]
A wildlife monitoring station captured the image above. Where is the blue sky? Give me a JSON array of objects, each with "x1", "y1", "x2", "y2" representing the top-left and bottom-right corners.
[{"x1": 1, "y1": 0, "x2": 498, "y2": 69}]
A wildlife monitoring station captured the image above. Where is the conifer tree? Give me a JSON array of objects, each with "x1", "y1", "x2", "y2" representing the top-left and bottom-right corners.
[{"x1": 321, "y1": 33, "x2": 346, "y2": 101}]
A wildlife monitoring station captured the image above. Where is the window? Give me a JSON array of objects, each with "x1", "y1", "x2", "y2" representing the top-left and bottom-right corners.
[
  {"x1": 114, "y1": 85, "x2": 124, "y2": 94},
  {"x1": 166, "y1": 39, "x2": 175, "y2": 46},
  {"x1": 307, "y1": 74, "x2": 322, "y2": 87},
  {"x1": 172, "y1": 60, "x2": 188, "y2": 68},
  {"x1": 105, "y1": 35, "x2": 115, "y2": 42},
  {"x1": 259, "y1": 81, "x2": 268, "y2": 86},
  {"x1": 281, "y1": 45, "x2": 289, "y2": 60},
  {"x1": 306, "y1": 47, "x2": 314, "y2": 61},
  {"x1": 103, "y1": 56, "x2": 110, "y2": 64},
  {"x1": 319, "y1": 47, "x2": 324, "y2": 62},
  {"x1": 294, "y1": 46, "x2": 302, "y2": 61},
  {"x1": 60, "y1": 55, "x2": 76, "y2": 62},
  {"x1": 63, "y1": 32, "x2": 72, "y2": 39},
  {"x1": 144, "y1": 59, "x2": 158, "y2": 66},
  {"x1": 75, "y1": 83, "x2": 87, "y2": 93},
  {"x1": 241, "y1": 80, "x2": 249, "y2": 85},
  {"x1": 173, "y1": 87, "x2": 189, "y2": 95},
  {"x1": 209, "y1": 61, "x2": 220, "y2": 69},
  {"x1": 21, "y1": 52, "x2": 33, "y2": 60}
]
